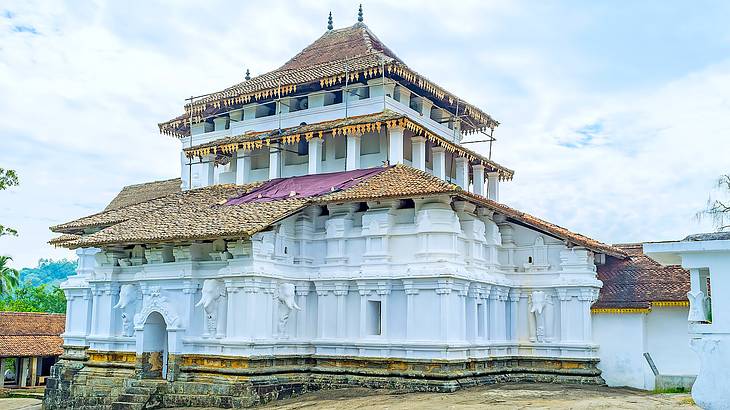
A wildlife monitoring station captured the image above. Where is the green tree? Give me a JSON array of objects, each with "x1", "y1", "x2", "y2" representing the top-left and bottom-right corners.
[
  {"x1": 0, "y1": 283, "x2": 66, "y2": 313},
  {"x1": 0, "y1": 167, "x2": 19, "y2": 237},
  {"x1": 19, "y1": 258, "x2": 78, "y2": 287},
  {"x1": 0, "y1": 255, "x2": 19, "y2": 296},
  {"x1": 699, "y1": 174, "x2": 730, "y2": 231}
]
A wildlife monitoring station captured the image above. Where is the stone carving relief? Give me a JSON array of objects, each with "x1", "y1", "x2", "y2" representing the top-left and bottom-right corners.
[
  {"x1": 134, "y1": 286, "x2": 180, "y2": 330},
  {"x1": 113, "y1": 283, "x2": 139, "y2": 337},
  {"x1": 687, "y1": 290, "x2": 710, "y2": 322},
  {"x1": 195, "y1": 279, "x2": 226, "y2": 337},
  {"x1": 276, "y1": 283, "x2": 301, "y2": 338},
  {"x1": 528, "y1": 290, "x2": 553, "y2": 343}
]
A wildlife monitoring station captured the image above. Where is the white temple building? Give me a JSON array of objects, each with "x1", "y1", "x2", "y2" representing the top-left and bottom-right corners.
[{"x1": 43, "y1": 10, "x2": 686, "y2": 409}]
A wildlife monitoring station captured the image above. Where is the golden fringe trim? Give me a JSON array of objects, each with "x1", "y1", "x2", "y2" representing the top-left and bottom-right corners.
[
  {"x1": 160, "y1": 63, "x2": 498, "y2": 137},
  {"x1": 591, "y1": 308, "x2": 651, "y2": 314},
  {"x1": 183, "y1": 116, "x2": 513, "y2": 180},
  {"x1": 592, "y1": 301, "x2": 689, "y2": 314}
]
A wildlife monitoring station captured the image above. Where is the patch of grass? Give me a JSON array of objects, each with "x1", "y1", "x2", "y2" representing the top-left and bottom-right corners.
[{"x1": 653, "y1": 386, "x2": 688, "y2": 394}]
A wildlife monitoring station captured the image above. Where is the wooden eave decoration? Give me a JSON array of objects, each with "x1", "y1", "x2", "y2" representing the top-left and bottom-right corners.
[
  {"x1": 158, "y1": 62, "x2": 498, "y2": 138},
  {"x1": 183, "y1": 114, "x2": 514, "y2": 181}
]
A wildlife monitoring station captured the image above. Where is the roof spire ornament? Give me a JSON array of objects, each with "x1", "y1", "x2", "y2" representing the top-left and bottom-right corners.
[
  {"x1": 327, "y1": 11, "x2": 333, "y2": 30},
  {"x1": 245, "y1": 69, "x2": 251, "y2": 81},
  {"x1": 357, "y1": 4, "x2": 363, "y2": 22}
]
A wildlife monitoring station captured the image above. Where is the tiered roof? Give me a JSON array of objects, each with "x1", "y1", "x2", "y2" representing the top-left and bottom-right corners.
[
  {"x1": 593, "y1": 243, "x2": 689, "y2": 313},
  {"x1": 159, "y1": 22, "x2": 498, "y2": 137},
  {"x1": 50, "y1": 165, "x2": 624, "y2": 258}
]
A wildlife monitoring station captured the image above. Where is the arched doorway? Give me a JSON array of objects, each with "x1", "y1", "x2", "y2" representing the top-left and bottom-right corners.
[{"x1": 141, "y1": 311, "x2": 168, "y2": 379}]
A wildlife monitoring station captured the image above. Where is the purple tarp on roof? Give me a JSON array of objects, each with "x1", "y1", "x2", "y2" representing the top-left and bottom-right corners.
[{"x1": 226, "y1": 167, "x2": 389, "y2": 205}]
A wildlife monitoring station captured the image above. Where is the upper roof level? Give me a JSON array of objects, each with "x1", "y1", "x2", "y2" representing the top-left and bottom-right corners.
[{"x1": 158, "y1": 19, "x2": 498, "y2": 139}]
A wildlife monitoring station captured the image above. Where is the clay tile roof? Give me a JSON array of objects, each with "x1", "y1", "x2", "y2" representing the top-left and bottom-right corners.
[
  {"x1": 159, "y1": 23, "x2": 497, "y2": 137},
  {"x1": 105, "y1": 178, "x2": 181, "y2": 211},
  {"x1": 0, "y1": 312, "x2": 65, "y2": 357},
  {"x1": 458, "y1": 191, "x2": 627, "y2": 258},
  {"x1": 279, "y1": 23, "x2": 401, "y2": 71},
  {"x1": 593, "y1": 243, "x2": 689, "y2": 310},
  {"x1": 50, "y1": 165, "x2": 623, "y2": 260}
]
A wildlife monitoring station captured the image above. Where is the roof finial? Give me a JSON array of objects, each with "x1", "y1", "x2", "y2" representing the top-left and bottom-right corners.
[
  {"x1": 327, "y1": 11, "x2": 333, "y2": 30},
  {"x1": 245, "y1": 69, "x2": 251, "y2": 81},
  {"x1": 357, "y1": 4, "x2": 363, "y2": 22}
]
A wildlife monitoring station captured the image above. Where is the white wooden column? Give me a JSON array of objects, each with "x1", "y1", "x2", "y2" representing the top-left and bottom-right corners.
[
  {"x1": 308, "y1": 137, "x2": 323, "y2": 174},
  {"x1": 235, "y1": 148, "x2": 251, "y2": 185},
  {"x1": 411, "y1": 136, "x2": 426, "y2": 171},
  {"x1": 420, "y1": 98, "x2": 434, "y2": 119},
  {"x1": 455, "y1": 157, "x2": 469, "y2": 189},
  {"x1": 19, "y1": 358, "x2": 28, "y2": 387},
  {"x1": 432, "y1": 146, "x2": 446, "y2": 180},
  {"x1": 346, "y1": 134, "x2": 361, "y2": 170},
  {"x1": 388, "y1": 126, "x2": 404, "y2": 165},
  {"x1": 195, "y1": 154, "x2": 215, "y2": 188},
  {"x1": 269, "y1": 144, "x2": 281, "y2": 179},
  {"x1": 473, "y1": 164, "x2": 485, "y2": 195},
  {"x1": 0, "y1": 359, "x2": 5, "y2": 388},
  {"x1": 29, "y1": 357, "x2": 38, "y2": 387},
  {"x1": 487, "y1": 172, "x2": 500, "y2": 201}
]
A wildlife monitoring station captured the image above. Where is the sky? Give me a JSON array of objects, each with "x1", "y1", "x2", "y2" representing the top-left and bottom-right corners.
[{"x1": 1, "y1": 0, "x2": 729, "y2": 269}]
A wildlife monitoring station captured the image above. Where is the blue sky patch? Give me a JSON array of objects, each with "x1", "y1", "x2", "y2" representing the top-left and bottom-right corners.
[{"x1": 13, "y1": 25, "x2": 39, "y2": 34}]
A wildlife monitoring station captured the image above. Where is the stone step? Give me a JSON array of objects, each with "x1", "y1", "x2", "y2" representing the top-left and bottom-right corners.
[
  {"x1": 162, "y1": 393, "x2": 235, "y2": 408},
  {"x1": 129, "y1": 380, "x2": 167, "y2": 389},
  {"x1": 111, "y1": 401, "x2": 145, "y2": 410},
  {"x1": 125, "y1": 386, "x2": 156, "y2": 395},
  {"x1": 117, "y1": 393, "x2": 150, "y2": 403}
]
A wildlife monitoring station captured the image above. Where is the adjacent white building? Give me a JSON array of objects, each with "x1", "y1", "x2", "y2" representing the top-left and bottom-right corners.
[
  {"x1": 592, "y1": 243, "x2": 697, "y2": 390},
  {"x1": 646, "y1": 233, "x2": 730, "y2": 409}
]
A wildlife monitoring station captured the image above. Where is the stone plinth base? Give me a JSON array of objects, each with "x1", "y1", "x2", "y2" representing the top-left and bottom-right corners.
[{"x1": 44, "y1": 347, "x2": 603, "y2": 409}]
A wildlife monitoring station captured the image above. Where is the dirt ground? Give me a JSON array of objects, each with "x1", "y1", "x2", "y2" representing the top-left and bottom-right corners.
[
  {"x1": 0, "y1": 383, "x2": 697, "y2": 409},
  {"x1": 0, "y1": 397, "x2": 42, "y2": 410},
  {"x1": 258, "y1": 383, "x2": 697, "y2": 409}
]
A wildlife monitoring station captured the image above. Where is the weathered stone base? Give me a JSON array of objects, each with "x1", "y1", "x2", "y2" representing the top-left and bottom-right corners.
[{"x1": 44, "y1": 347, "x2": 604, "y2": 409}]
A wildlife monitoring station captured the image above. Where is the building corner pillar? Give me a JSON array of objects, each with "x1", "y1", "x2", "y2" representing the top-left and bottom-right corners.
[
  {"x1": 473, "y1": 164, "x2": 485, "y2": 195},
  {"x1": 308, "y1": 137, "x2": 323, "y2": 174},
  {"x1": 432, "y1": 146, "x2": 446, "y2": 180},
  {"x1": 269, "y1": 144, "x2": 281, "y2": 180},
  {"x1": 346, "y1": 134, "x2": 361, "y2": 170},
  {"x1": 455, "y1": 157, "x2": 469, "y2": 189},
  {"x1": 388, "y1": 126, "x2": 404, "y2": 165},
  {"x1": 411, "y1": 136, "x2": 426, "y2": 171}
]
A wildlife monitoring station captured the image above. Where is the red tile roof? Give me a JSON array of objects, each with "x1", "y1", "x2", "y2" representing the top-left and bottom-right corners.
[
  {"x1": 594, "y1": 243, "x2": 689, "y2": 310},
  {"x1": 0, "y1": 312, "x2": 65, "y2": 357}
]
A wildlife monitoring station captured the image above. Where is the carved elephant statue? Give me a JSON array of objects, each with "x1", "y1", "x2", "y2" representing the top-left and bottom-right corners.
[
  {"x1": 113, "y1": 284, "x2": 138, "y2": 309},
  {"x1": 278, "y1": 283, "x2": 301, "y2": 311},
  {"x1": 195, "y1": 279, "x2": 225, "y2": 313},
  {"x1": 530, "y1": 290, "x2": 547, "y2": 314}
]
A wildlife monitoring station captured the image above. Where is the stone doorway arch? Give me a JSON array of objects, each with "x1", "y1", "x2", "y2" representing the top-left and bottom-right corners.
[{"x1": 137, "y1": 311, "x2": 169, "y2": 379}]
